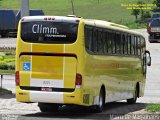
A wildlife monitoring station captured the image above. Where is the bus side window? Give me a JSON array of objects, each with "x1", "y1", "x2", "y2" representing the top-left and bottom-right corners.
[
  {"x1": 112, "y1": 31, "x2": 116, "y2": 54},
  {"x1": 122, "y1": 34, "x2": 126, "y2": 55},
  {"x1": 84, "y1": 26, "x2": 93, "y2": 52},
  {"x1": 141, "y1": 37, "x2": 145, "y2": 53},
  {"x1": 135, "y1": 36, "x2": 138, "y2": 55},
  {"x1": 102, "y1": 30, "x2": 106, "y2": 54},
  {"x1": 97, "y1": 29, "x2": 104, "y2": 54},
  {"x1": 92, "y1": 28, "x2": 98, "y2": 53},
  {"x1": 127, "y1": 34, "x2": 131, "y2": 55},
  {"x1": 120, "y1": 33, "x2": 123, "y2": 55},
  {"x1": 131, "y1": 35, "x2": 135, "y2": 55},
  {"x1": 108, "y1": 31, "x2": 112, "y2": 54},
  {"x1": 115, "y1": 32, "x2": 121, "y2": 54},
  {"x1": 137, "y1": 36, "x2": 141, "y2": 56},
  {"x1": 104, "y1": 31, "x2": 108, "y2": 54}
]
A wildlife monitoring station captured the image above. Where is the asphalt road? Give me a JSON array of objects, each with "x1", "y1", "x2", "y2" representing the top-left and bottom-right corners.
[{"x1": 1, "y1": 29, "x2": 160, "y2": 120}]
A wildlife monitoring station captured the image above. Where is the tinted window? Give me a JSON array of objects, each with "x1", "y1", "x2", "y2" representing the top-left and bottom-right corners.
[
  {"x1": 84, "y1": 25, "x2": 144, "y2": 56},
  {"x1": 152, "y1": 14, "x2": 160, "y2": 19},
  {"x1": 21, "y1": 21, "x2": 78, "y2": 43},
  {"x1": 150, "y1": 19, "x2": 160, "y2": 27},
  {"x1": 97, "y1": 30, "x2": 104, "y2": 53}
]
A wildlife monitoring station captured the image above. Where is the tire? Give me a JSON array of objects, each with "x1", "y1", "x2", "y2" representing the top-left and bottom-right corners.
[
  {"x1": 127, "y1": 86, "x2": 138, "y2": 104},
  {"x1": 91, "y1": 88, "x2": 105, "y2": 113},
  {"x1": 38, "y1": 103, "x2": 59, "y2": 112}
]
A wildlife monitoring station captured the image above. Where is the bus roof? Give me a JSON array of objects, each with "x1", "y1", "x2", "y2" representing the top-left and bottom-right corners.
[
  {"x1": 21, "y1": 16, "x2": 144, "y2": 38},
  {"x1": 21, "y1": 16, "x2": 81, "y2": 23},
  {"x1": 83, "y1": 19, "x2": 144, "y2": 37}
]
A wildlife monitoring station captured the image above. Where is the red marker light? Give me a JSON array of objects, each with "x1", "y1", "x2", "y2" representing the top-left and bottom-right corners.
[
  {"x1": 76, "y1": 20, "x2": 80, "y2": 23},
  {"x1": 21, "y1": 18, "x2": 24, "y2": 22},
  {"x1": 48, "y1": 17, "x2": 51, "y2": 20},
  {"x1": 15, "y1": 71, "x2": 20, "y2": 86},
  {"x1": 75, "y1": 73, "x2": 82, "y2": 88}
]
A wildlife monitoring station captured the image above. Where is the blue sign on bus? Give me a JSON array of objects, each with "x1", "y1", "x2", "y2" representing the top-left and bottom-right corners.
[{"x1": 23, "y1": 62, "x2": 31, "y2": 71}]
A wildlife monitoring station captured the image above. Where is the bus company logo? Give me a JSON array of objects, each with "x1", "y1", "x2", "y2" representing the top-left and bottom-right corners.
[{"x1": 32, "y1": 24, "x2": 59, "y2": 34}]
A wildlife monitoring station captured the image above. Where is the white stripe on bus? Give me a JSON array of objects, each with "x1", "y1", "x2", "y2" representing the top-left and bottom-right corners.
[{"x1": 30, "y1": 78, "x2": 64, "y2": 88}]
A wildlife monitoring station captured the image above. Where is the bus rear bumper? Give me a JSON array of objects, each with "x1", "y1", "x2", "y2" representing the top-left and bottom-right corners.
[{"x1": 16, "y1": 87, "x2": 87, "y2": 106}]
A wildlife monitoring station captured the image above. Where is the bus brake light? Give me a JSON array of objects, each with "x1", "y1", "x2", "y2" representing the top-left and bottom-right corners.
[
  {"x1": 76, "y1": 20, "x2": 80, "y2": 23},
  {"x1": 15, "y1": 71, "x2": 20, "y2": 86},
  {"x1": 48, "y1": 17, "x2": 51, "y2": 20},
  {"x1": 44, "y1": 17, "x2": 55, "y2": 21},
  {"x1": 75, "y1": 73, "x2": 82, "y2": 88}
]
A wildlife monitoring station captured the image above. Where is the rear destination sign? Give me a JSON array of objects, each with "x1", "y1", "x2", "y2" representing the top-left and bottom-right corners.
[{"x1": 32, "y1": 24, "x2": 66, "y2": 38}]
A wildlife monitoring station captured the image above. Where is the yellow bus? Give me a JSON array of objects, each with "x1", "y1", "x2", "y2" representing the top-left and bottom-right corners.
[{"x1": 15, "y1": 16, "x2": 151, "y2": 112}]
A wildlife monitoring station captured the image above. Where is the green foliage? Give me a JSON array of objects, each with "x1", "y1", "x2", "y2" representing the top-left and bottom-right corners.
[
  {"x1": 0, "y1": 52, "x2": 5, "y2": 60},
  {"x1": 0, "y1": 52, "x2": 15, "y2": 72},
  {"x1": 0, "y1": 70, "x2": 15, "y2": 74},
  {"x1": 153, "y1": 0, "x2": 160, "y2": 7},
  {"x1": 0, "y1": 62, "x2": 8, "y2": 70},
  {"x1": 130, "y1": 0, "x2": 151, "y2": 26},
  {"x1": 146, "y1": 104, "x2": 160, "y2": 112},
  {"x1": 6, "y1": 62, "x2": 15, "y2": 70},
  {"x1": 0, "y1": 61, "x2": 15, "y2": 70},
  {"x1": 4, "y1": 58, "x2": 15, "y2": 62},
  {"x1": 131, "y1": 9, "x2": 140, "y2": 20},
  {"x1": 126, "y1": 22, "x2": 147, "y2": 29},
  {"x1": 0, "y1": 0, "x2": 154, "y2": 29}
]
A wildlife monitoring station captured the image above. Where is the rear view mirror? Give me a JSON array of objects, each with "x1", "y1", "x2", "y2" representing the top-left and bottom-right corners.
[
  {"x1": 147, "y1": 56, "x2": 151, "y2": 66},
  {"x1": 145, "y1": 50, "x2": 151, "y2": 66}
]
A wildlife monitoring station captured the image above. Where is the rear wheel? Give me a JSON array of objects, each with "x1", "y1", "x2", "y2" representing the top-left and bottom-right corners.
[
  {"x1": 91, "y1": 88, "x2": 105, "y2": 113},
  {"x1": 127, "y1": 86, "x2": 138, "y2": 104},
  {"x1": 38, "y1": 103, "x2": 59, "y2": 112}
]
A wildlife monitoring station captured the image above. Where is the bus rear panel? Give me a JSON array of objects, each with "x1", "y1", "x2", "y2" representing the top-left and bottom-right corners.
[{"x1": 16, "y1": 16, "x2": 86, "y2": 106}]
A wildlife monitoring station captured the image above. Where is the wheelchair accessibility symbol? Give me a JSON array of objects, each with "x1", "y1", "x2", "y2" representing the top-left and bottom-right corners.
[{"x1": 23, "y1": 62, "x2": 31, "y2": 71}]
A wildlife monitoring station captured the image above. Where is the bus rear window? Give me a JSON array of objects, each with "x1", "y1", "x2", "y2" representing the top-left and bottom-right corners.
[{"x1": 21, "y1": 21, "x2": 78, "y2": 43}]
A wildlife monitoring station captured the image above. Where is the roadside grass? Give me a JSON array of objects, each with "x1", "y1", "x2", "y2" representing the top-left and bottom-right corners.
[
  {"x1": 0, "y1": 51, "x2": 15, "y2": 74},
  {"x1": 0, "y1": 0, "x2": 154, "y2": 28},
  {"x1": 0, "y1": 70, "x2": 15, "y2": 74},
  {"x1": 126, "y1": 22, "x2": 147, "y2": 29},
  {"x1": 146, "y1": 104, "x2": 160, "y2": 113}
]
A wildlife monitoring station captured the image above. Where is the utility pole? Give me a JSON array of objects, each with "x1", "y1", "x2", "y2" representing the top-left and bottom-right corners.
[
  {"x1": 71, "y1": 0, "x2": 75, "y2": 15},
  {"x1": 21, "y1": 0, "x2": 29, "y2": 18}
]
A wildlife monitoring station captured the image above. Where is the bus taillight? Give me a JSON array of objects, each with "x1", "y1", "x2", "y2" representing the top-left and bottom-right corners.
[
  {"x1": 76, "y1": 20, "x2": 80, "y2": 23},
  {"x1": 44, "y1": 17, "x2": 55, "y2": 21},
  {"x1": 48, "y1": 17, "x2": 51, "y2": 20},
  {"x1": 15, "y1": 71, "x2": 20, "y2": 86},
  {"x1": 75, "y1": 73, "x2": 82, "y2": 88}
]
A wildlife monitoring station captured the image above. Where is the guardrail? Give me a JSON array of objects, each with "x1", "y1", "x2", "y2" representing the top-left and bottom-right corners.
[{"x1": 0, "y1": 73, "x2": 14, "y2": 89}]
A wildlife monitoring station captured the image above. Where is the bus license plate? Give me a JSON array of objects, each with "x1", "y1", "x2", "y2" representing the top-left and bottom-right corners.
[{"x1": 41, "y1": 87, "x2": 52, "y2": 92}]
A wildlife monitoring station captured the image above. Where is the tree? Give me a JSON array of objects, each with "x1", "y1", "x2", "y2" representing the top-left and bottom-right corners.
[
  {"x1": 137, "y1": 1, "x2": 145, "y2": 18},
  {"x1": 131, "y1": 9, "x2": 140, "y2": 20},
  {"x1": 153, "y1": 0, "x2": 160, "y2": 7}
]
